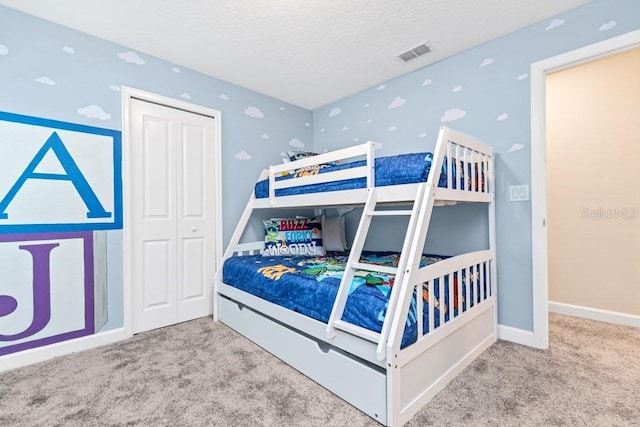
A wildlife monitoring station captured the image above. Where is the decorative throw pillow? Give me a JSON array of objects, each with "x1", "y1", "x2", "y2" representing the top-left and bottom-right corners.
[
  {"x1": 287, "y1": 150, "x2": 319, "y2": 162},
  {"x1": 321, "y1": 215, "x2": 348, "y2": 252},
  {"x1": 278, "y1": 152, "x2": 333, "y2": 177},
  {"x1": 263, "y1": 217, "x2": 325, "y2": 256},
  {"x1": 287, "y1": 150, "x2": 340, "y2": 167}
]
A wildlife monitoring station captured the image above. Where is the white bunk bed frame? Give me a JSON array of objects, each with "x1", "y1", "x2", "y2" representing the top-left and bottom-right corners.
[{"x1": 213, "y1": 126, "x2": 497, "y2": 426}]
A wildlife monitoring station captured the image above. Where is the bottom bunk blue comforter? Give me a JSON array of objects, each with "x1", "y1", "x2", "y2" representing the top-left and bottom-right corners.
[{"x1": 222, "y1": 251, "x2": 483, "y2": 348}]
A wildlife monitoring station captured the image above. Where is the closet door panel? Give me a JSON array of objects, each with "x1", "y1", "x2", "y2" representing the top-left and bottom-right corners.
[
  {"x1": 176, "y1": 116, "x2": 215, "y2": 322},
  {"x1": 131, "y1": 103, "x2": 178, "y2": 333}
]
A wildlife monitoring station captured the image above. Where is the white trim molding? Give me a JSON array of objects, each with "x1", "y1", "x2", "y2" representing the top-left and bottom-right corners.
[
  {"x1": 497, "y1": 324, "x2": 536, "y2": 347},
  {"x1": 121, "y1": 86, "x2": 223, "y2": 335},
  {"x1": 0, "y1": 328, "x2": 130, "y2": 373},
  {"x1": 530, "y1": 30, "x2": 640, "y2": 350},
  {"x1": 121, "y1": 86, "x2": 223, "y2": 336},
  {"x1": 549, "y1": 302, "x2": 640, "y2": 328}
]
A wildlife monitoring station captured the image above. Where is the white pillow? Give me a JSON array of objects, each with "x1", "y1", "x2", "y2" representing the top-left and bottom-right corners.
[{"x1": 322, "y1": 215, "x2": 347, "y2": 252}]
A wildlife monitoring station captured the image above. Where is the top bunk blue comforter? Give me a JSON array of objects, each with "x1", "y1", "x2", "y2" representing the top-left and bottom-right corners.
[{"x1": 255, "y1": 152, "x2": 450, "y2": 198}]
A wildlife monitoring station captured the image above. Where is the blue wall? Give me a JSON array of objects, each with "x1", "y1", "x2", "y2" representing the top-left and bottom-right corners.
[
  {"x1": 312, "y1": 0, "x2": 640, "y2": 331},
  {"x1": 0, "y1": 5, "x2": 312, "y2": 334},
  {"x1": 1, "y1": 0, "x2": 638, "y2": 352}
]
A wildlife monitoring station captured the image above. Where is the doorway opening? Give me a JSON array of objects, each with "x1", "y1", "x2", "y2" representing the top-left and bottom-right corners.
[{"x1": 530, "y1": 30, "x2": 640, "y2": 348}]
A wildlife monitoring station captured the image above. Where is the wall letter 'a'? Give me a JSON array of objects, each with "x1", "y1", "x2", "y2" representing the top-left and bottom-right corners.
[{"x1": 0, "y1": 132, "x2": 111, "y2": 220}]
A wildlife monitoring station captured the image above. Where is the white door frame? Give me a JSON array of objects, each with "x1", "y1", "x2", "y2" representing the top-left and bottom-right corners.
[
  {"x1": 530, "y1": 30, "x2": 640, "y2": 349},
  {"x1": 121, "y1": 86, "x2": 223, "y2": 335}
]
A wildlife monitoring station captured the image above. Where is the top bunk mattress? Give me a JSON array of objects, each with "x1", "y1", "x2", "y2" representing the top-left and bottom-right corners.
[{"x1": 255, "y1": 152, "x2": 450, "y2": 199}]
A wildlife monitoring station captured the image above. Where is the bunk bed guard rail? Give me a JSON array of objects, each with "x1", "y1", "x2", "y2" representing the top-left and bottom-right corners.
[{"x1": 267, "y1": 141, "x2": 376, "y2": 204}]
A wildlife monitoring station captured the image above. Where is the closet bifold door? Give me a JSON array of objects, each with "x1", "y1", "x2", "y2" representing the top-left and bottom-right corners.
[{"x1": 129, "y1": 95, "x2": 216, "y2": 334}]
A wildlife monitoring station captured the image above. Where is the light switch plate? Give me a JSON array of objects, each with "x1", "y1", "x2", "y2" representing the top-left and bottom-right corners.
[{"x1": 509, "y1": 184, "x2": 529, "y2": 202}]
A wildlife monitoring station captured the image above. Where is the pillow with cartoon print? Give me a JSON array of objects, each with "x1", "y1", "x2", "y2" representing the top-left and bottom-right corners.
[
  {"x1": 286, "y1": 151, "x2": 340, "y2": 168},
  {"x1": 263, "y1": 217, "x2": 325, "y2": 256}
]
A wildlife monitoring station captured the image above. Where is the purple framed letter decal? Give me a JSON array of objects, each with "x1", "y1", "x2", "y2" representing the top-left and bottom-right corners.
[{"x1": 0, "y1": 232, "x2": 94, "y2": 356}]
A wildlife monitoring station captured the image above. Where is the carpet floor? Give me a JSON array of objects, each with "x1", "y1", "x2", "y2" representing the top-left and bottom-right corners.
[{"x1": 1, "y1": 313, "x2": 638, "y2": 426}]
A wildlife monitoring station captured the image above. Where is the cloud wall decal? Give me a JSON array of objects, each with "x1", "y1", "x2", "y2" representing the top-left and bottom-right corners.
[
  {"x1": 289, "y1": 138, "x2": 304, "y2": 148},
  {"x1": 234, "y1": 151, "x2": 251, "y2": 160},
  {"x1": 546, "y1": 19, "x2": 565, "y2": 31},
  {"x1": 480, "y1": 58, "x2": 494, "y2": 67},
  {"x1": 599, "y1": 21, "x2": 616, "y2": 31},
  {"x1": 244, "y1": 106, "x2": 264, "y2": 118},
  {"x1": 328, "y1": 107, "x2": 341, "y2": 117},
  {"x1": 441, "y1": 108, "x2": 466, "y2": 122},
  {"x1": 117, "y1": 51, "x2": 145, "y2": 65},
  {"x1": 77, "y1": 105, "x2": 111, "y2": 120},
  {"x1": 388, "y1": 97, "x2": 406, "y2": 109},
  {"x1": 35, "y1": 76, "x2": 55, "y2": 86}
]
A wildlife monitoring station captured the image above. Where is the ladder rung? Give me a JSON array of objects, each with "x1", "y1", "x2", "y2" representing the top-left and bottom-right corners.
[
  {"x1": 332, "y1": 320, "x2": 380, "y2": 343},
  {"x1": 368, "y1": 210, "x2": 413, "y2": 216},
  {"x1": 351, "y1": 262, "x2": 398, "y2": 275}
]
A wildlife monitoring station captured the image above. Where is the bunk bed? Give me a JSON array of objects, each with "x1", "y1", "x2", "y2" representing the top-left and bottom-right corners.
[{"x1": 213, "y1": 126, "x2": 497, "y2": 426}]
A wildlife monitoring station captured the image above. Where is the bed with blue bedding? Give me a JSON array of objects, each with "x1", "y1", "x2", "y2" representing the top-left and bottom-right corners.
[
  {"x1": 222, "y1": 250, "x2": 482, "y2": 348},
  {"x1": 255, "y1": 152, "x2": 456, "y2": 199},
  {"x1": 216, "y1": 127, "x2": 497, "y2": 424}
]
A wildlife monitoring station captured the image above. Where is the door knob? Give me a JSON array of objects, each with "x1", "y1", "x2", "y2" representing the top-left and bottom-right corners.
[{"x1": 192, "y1": 227, "x2": 197, "y2": 232}]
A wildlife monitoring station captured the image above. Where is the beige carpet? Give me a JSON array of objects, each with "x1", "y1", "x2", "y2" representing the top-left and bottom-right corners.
[{"x1": 1, "y1": 313, "x2": 638, "y2": 426}]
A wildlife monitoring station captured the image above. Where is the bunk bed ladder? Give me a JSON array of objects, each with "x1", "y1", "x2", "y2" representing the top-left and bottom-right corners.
[
  {"x1": 373, "y1": 182, "x2": 427, "y2": 360},
  {"x1": 326, "y1": 188, "x2": 378, "y2": 341},
  {"x1": 326, "y1": 184, "x2": 427, "y2": 361}
]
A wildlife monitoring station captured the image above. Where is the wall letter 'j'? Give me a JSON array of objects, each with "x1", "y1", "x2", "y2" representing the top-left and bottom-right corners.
[{"x1": 0, "y1": 243, "x2": 59, "y2": 341}]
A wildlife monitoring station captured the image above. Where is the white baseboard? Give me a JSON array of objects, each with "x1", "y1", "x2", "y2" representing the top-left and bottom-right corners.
[
  {"x1": 9, "y1": 306, "x2": 632, "y2": 373},
  {"x1": 0, "y1": 328, "x2": 131, "y2": 373},
  {"x1": 549, "y1": 301, "x2": 640, "y2": 328},
  {"x1": 497, "y1": 324, "x2": 539, "y2": 347}
]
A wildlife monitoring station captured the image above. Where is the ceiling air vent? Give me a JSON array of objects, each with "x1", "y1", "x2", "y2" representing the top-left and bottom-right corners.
[{"x1": 397, "y1": 43, "x2": 432, "y2": 63}]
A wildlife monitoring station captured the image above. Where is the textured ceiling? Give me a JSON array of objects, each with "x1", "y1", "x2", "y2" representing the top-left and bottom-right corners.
[{"x1": 0, "y1": 0, "x2": 590, "y2": 109}]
